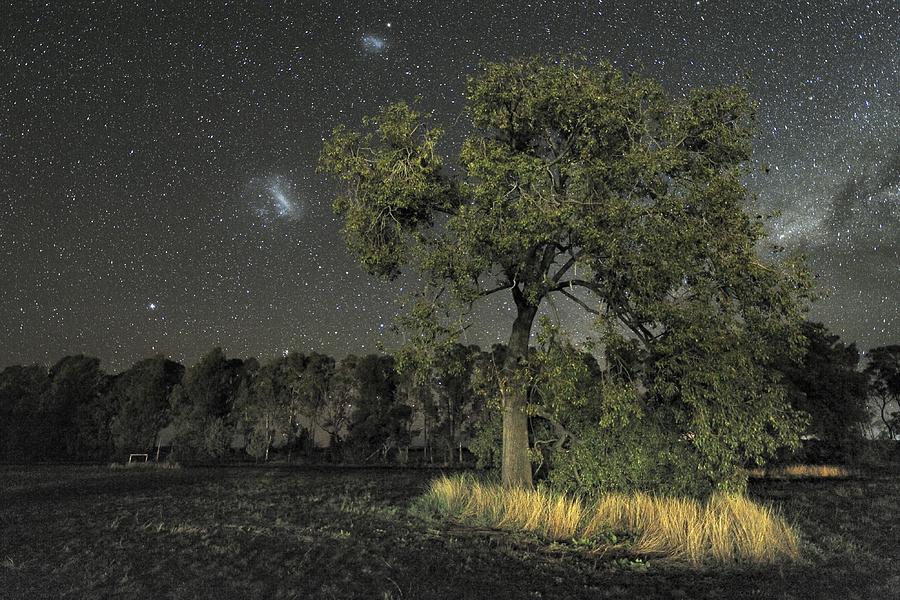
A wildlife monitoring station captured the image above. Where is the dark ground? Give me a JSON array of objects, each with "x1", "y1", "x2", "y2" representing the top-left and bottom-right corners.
[{"x1": 1, "y1": 465, "x2": 898, "y2": 599}]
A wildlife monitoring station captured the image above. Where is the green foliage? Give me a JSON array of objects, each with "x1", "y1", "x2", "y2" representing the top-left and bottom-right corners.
[
  {"x1": 468, "y1": 406, "x2": 502, "y2": 470},
  {"x1": 321, "y1": 54, "x2": 812, "y2": 493},
  {"x1": 532, "y1": 320, "x2": 803, "y2": 496},
  {"x1": 467, "y1": 345, "x2": 508, "y2": 469},
  {"x1": 320, "y1": 102, "x2": 455, "y2": 280}
]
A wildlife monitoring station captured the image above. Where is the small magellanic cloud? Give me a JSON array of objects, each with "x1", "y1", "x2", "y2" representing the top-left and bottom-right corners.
[{"x1": 361, "y1": 34, "x2": 387, "y2": 54}]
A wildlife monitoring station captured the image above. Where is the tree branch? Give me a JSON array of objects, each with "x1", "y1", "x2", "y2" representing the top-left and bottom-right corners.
[
  {"x1": 531, "y1": 407, "x2": 579, "y2": 449},
  {"x1": 556, "y1": 288, "x2": 599, "y2": 315},
  {"x1": 552, "y1": 249, "x2": 583, "y2": 283},
  {"x1": 479, "y1": 281, "x2": 514, "y2": 297}
]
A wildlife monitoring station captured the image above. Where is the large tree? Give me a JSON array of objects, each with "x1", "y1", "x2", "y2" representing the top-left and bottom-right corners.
[{"x1": 320, "y1": 57, "x2": 811, "y2": 489}]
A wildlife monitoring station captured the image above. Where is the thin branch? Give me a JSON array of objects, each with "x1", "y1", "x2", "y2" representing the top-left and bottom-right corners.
[
  {"x1": 552, "y1": 278, "x2": 603, "y2": 294},
  {"x1": 557, "y1": 288, "x2": 599, "y2": 315},
  {"x1": 479, "y1": 281, "x2": 515, "y2": 297}
]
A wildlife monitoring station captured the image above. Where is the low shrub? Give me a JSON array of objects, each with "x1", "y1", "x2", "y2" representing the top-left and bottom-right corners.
[{"x1": 418, "y1": 474, "x2": 799, "y2": 565}]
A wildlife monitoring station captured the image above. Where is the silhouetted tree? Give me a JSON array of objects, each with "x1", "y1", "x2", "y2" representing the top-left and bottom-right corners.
[
  {"x1": 346, "y1": 354, "x2": 412, "y2": 461},
  {"x1": 865, "y1": 345, "x2": 900, "y2": 440},
  {"x1": 43, "y1": 355, "x2": 111, "y2": 459},
  {"x1": 108, "y1": 355, "x2": 184, "y2": 458},
  {"x1": 292, "y1": 352, "x2": 335, "y2": 446},
  {"x1": 0, "y1": 364, "x2": 49, "y2": 460},
  {"x1": 428, "y1": 343, "x2": 480, "y2": 463},
  {"x1": 238, "y1": 352, "x2": 309, "y2": 461},
  {"x1": 777, "y1": 322, "x2": 869, "y2": 447},
  {"x1": 169, "y1": 348, "x2": 251, "y2": 460},
  {"x1": 317, "y1": 355, "x2": 357, "y2": 456}
]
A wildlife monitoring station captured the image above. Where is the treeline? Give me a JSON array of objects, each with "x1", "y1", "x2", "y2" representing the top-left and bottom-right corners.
[
  {"x1": 0, "y1": 344, "x2": 496, "y2": 464},
  {"x1": 0, "y1": 322, "x2": 897, "y2": 465}
]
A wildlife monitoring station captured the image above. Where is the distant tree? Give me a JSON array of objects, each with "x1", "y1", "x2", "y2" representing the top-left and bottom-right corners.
[
  {"x1": 0, "y1": 365, "x2": 49, "y2": 460},
  {"x1": 776, "y1": 322, "x2": 869, "y2": 445},
  {"x1": 428, "y1": 343, "x2": 480, "y2": 463},
  {"x1": 169, "y1": 348, "x2": 251, "y2": 460},
  {"x1": 42, "y1": 355, "x2": 111, "y2": 459},
  {"x1": 865, "y1": 345, "x2": 900, "y2": 440},
  {"x1": 346, "y1": 354, "x2": 412, "y2": 461},
  {"x1": 321, "y1": 56, "x2": 812, "y2": 491},
  {"x1": 242, "y1": 361, "x2": 288, "y2": 461},
  {"x1": 108, "y1": 355, "x2": 184, "y2": 458},
  {"x1": 291, "y1": 352, "x2": 335, "y2": 443},
  {"x1": 238, "y1": 352, "x2": 309, "y2": 461},
  {"x1": 397, "y1": 366, "x2": 434, "y2": 461},
  {"x1": 317, "y1": 355, "x2": 358, "y2": 454},
  {"x1": 468, "y1": 344, "x2": 508, "y2": 469}
]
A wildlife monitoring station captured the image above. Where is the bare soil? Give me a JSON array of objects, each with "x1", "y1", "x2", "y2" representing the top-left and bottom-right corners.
[{"x1": 1, "y1": 465, "x2": 897, "y2": 599}]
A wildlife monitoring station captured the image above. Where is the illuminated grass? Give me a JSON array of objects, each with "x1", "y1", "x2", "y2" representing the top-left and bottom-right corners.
[
  {"x1": 748, "y1": 464, "x2": 851, "y2": 479},
  {"x1": 420, "y1": 474, "x2": 799, "y2": 565}
]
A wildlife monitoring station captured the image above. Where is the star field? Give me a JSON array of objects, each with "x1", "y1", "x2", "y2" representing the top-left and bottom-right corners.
[{"x1": 1, "y1": 1, "x2": 897, "y2": 371}]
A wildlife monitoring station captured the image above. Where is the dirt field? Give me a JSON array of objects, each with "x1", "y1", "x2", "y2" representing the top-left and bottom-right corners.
[{"x1": 1, "y1": 465, "x2": 897, "y2": 599}]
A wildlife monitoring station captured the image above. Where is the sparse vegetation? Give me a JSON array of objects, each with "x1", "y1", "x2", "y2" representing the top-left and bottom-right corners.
[
  {"x1": 2, "y1": 465, "x2": 899, "y2": 599},
  {"x1": 108, "y1": 460, "x2": 181, "y2": 470},
  {"x1": 418, "y1": 474, "x2": 799, "y2": 565},
  {"x1": 748, "y1": 464, "x2": 851, "y2": 479}
]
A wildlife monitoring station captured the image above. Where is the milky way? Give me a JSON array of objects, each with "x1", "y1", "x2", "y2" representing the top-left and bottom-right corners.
[{"x1": 0, "y1": 1, "x2": 896, "y2": 371}]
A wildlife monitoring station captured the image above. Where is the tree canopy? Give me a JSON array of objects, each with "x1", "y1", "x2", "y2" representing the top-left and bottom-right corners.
[
  {"x1": 321, "y1": 56, "x2": 812, "y2": 492},
  {"x1": 777, "y1": 322, "x2": 869, "y2": 445}
]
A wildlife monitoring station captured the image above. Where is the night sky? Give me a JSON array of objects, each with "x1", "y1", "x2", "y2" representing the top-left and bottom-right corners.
[{"x1": 1, "y1": 1, "x2": 897, "y2": 372}]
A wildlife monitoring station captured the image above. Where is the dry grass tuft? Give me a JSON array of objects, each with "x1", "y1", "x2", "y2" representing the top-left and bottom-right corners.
[
  {"x1": 109, "y1": 461, "x2": 181, "y2": 470},
  {"x1": 748, "y1": 464, "x2": 850, "y2": 479},
  {"x1": 422, "y1": 474, "x2": 799, "y2": 565}
]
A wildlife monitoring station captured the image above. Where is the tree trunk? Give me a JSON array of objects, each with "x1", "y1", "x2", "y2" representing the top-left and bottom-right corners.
[
  {"x1": 501, "y1": 291, "x2": 538, "y2": 489},
  {"x1": 881, "y1": 400, "x2": 896, "y2": 440}
]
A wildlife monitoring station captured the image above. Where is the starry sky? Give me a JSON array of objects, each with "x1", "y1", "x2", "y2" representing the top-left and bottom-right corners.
[{"x1": 1, "y1": 0, "x2": 897, "y2": 372}]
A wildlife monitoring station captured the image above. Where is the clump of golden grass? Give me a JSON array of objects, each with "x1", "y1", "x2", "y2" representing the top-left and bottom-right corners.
[
  {"x1": 748, "y1": 464, "x2": 850, "y2": 479},
  {"x1": 422, "y1": 474, "x2": 799, "y2": 565}
]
